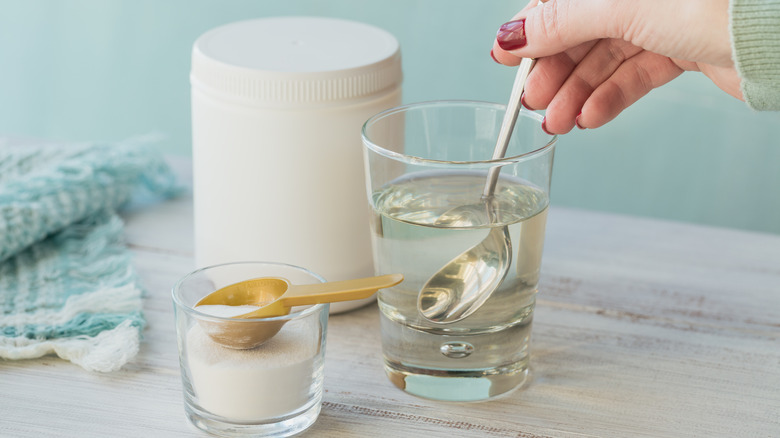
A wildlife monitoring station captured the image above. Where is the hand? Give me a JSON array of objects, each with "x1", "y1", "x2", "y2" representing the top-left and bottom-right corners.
[{"x1": 491, "y1": 0, "x2": 742, "y2": 134}]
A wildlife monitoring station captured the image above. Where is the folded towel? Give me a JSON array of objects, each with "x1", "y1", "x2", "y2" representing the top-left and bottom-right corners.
[{"x1": 0, "y1": 137, "x2": 178, "y2": 372}]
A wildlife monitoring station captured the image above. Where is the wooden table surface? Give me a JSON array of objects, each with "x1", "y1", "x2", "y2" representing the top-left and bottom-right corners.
[{"x1": 2, "y1": 162, "x2": 779, "y2": 437}]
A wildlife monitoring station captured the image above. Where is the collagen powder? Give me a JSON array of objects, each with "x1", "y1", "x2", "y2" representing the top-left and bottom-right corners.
[{"x1": 186, "y1": 316, "x2": 321, "y2": 421}]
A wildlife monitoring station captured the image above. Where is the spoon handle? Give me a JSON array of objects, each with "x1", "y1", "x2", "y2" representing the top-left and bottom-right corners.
[
  {"x1": 482, "y1": 52, "x2": 537, "y2": 198},
  {"x1": 281, "y1": 273, "x2": 404, "y2": 307}
]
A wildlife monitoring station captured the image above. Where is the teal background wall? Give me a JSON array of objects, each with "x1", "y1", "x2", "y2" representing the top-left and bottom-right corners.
[{"x1": 2, "y1": 0, "x2": 779, "y2": 234}]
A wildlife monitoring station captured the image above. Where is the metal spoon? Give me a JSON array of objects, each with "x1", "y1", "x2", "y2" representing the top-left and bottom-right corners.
[
  {"x1": 195, "y1": 273, "x2": 403, "y2": 349},
  {"x1": 418, "y1": 56, "x2": 536, "y2": 324}
]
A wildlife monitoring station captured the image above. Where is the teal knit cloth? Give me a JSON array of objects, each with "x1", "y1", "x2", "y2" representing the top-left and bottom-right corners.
[{"x1": 0, "y1": 138, "x2": 178, "y2": 372}]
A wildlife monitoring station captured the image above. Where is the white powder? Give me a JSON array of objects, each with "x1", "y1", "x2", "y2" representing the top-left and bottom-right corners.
[
  {"x1": 186, "y1": 317, "x2": 321, "y2": 421},
  {"x1": 195, "y1": 304, "x2": 261, "y2": 317}
]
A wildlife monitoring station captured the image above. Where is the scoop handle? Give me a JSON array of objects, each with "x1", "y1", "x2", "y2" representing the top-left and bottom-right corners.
[{"x1": 280, "y1": 273, "x2": 404, "y2": 307}]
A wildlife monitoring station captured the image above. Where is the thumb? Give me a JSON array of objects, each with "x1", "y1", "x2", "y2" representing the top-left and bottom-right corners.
[
  {"x1": 496, "y1": 0, "x2": 637, "y2": 56},
  {"x1": 495, "y1": 0, "x2": 730, "y2": 66}
]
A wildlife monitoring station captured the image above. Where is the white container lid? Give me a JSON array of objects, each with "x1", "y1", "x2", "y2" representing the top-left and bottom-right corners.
[{"x1": 191, "y1": 16, "x2": 402, "y2": 105}]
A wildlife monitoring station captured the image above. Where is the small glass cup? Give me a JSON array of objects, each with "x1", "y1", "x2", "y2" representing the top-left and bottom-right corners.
[
  {"x1": 172, "y1": 261, "x2": 328, "y2": 437},
  {"x1": 362, "y1": 100, "x2": 557, "y2": 401}
]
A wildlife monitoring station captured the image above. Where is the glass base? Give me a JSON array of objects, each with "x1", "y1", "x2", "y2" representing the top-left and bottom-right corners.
[
  {"x1": 384, "y1": 358, "x2": 529, "y2": 402},
  {"x1": 184, "y1": 399, "x2": 320, "y2": 437}
]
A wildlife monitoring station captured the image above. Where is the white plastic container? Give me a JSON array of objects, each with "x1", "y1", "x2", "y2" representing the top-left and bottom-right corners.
[{"x1": 190, "y1": 17, "x2": 402, "y2": 313}]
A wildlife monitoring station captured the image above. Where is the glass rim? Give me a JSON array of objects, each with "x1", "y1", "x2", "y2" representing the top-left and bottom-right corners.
[
  {"x1": 171, "y1": 260, "x2": 329, "y2": 323},
  {"x1": 361, "y1": 99, "x2": 558, "y2": 166}
]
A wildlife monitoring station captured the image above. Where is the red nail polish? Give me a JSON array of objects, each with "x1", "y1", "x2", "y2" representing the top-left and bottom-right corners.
[
  {"x1": 497, "y1": 19, "x2": 527, "y2": 51},
  {"x1": 521, "y1": 93, "x2": 533, "y2": 111},
  {"x1": 541, "y1": 118, "x2": 552, "y2": 135},
  {"x1": 490, "y1": 49, "x2": 500, "y2": 64},
  {"x1": 575, "y1": 112, "x2": 585, "y2": 130}
]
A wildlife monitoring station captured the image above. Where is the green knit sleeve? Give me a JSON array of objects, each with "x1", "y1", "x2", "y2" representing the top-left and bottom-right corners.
[{"x1": 730, "y1": 0, "x2": 780, "y2": 110}]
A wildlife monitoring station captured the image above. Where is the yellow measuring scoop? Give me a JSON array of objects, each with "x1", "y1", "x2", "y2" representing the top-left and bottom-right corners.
[{"x1": 195, "y1": 273, "x2": 403, "y2": 348}]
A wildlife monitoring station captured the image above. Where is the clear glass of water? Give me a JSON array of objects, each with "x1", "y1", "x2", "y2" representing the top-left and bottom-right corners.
[
  {"x1": 362, "y1": 101, "x2": 557, "y2": 401},
  {"x1": 172, "y1": 262, "x2": 328, "y2": 437}
]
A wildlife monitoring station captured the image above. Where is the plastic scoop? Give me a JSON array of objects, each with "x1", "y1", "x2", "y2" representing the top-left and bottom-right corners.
[{"x1": 194, "y1": 273, "x2": 403, "y2": 349}]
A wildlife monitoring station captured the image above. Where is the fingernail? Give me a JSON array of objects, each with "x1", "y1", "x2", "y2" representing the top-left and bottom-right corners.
[
  {"x1": 497, "y1": 19, "x2": 527, "y2": 51},
  {"x1": 575, "y1": 112, "x2": 586, "y2": 130},
  {"x1": 521, "y1": 93, "x2": 533, "y2": 110},
  {"x1": 541, "y1": 118, "x2": 552, "y2": 135},
  {"x1": 490, "y1": 49, "x2": 500, "y2": 64}
]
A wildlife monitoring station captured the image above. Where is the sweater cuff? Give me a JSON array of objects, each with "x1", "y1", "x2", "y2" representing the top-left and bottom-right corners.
[{"x1": 730, "y1": 0, "x2": 780, "y2": 110}]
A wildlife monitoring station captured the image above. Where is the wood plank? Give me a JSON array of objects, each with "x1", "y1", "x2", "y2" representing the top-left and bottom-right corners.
[{"x1": 1, "y1": 189, "x2": 778, "y2": 437}]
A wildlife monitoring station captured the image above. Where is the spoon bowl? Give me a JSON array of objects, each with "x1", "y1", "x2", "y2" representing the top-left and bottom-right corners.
[
  {"x1": 418, "y1": 222, "x2": 511, "y2": 323},
  {"x1": 417, "y1": 56, "x2": 536, "y2": 324},
  {"x1": 195, "y1": 273, "x2": 403, "y2": 349}
]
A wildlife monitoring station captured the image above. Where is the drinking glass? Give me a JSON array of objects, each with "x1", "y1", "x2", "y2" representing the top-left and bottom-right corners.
[
  {"x1": 172, "y1": 261, "x2": 328, "y2": 437},
  {"x1": 362, "y1": 100, "x2": 556, "y2": 401}
]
